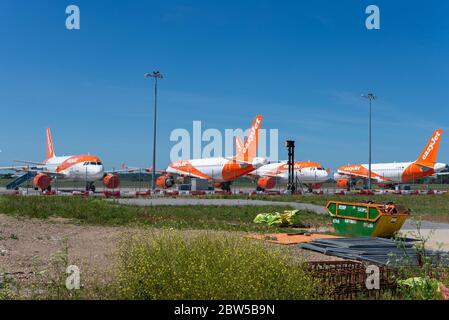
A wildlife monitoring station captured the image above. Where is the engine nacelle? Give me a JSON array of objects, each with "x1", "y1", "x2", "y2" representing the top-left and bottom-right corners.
[
  {"x1": 257, "y1": 177, "x2": 276, "y2": 190},
  {"x1": 33, "y1": 173, "x2": 52, "y2": 190},
  {"x1": 103, "y1": 174, "x2": 120, "y2": 189},
  {"x1": 156, "y1": 175, "x2": 174, "y2": 189},
  {"x1": 336, "y1": 179, "x2": 349, "y2": 189}
]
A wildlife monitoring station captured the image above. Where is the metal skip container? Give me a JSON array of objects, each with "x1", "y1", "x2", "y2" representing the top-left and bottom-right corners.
[{"x1": 326, "y1": 201, "x2": 410, "y2": 238}]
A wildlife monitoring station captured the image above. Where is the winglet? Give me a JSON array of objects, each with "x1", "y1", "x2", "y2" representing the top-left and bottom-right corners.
[
  {"x1": 236, "y1": 115, "x2": 262, "y2": 162},
  {"x1": 46, "y1": 128, "x2": 55, "y2": 160},
  {"x1": 416, "y1": 129, "x2": 442, "y2": 166}
]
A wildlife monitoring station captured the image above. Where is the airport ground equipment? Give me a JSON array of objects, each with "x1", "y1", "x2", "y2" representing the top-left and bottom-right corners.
[
  {"x1": 6, "y1": 171, "x2": 36, "y2": 190},
  {"x1": 326, "y1": 201, "x2": 410, "y2": 238},
  {"x1": 190, "y1": 178, "x2": 209, "y2": 191}
]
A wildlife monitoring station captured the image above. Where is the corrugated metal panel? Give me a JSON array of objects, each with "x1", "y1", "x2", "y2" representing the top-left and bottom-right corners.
[{"x1": 299, "y1": 237, "x2": 449, "y2": 267}]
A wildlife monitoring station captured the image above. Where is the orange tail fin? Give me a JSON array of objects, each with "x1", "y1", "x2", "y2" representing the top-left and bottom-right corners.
[
  {"x1": 236, "y1": 115, "x2": 262, "y2": 162},
  {"x1": 235, "y1": 136, "x2": 243, "y2": 154},
  {"x1": 415, "y1": 129, "x2": 442, "y2": 166},
  {"x1": 46, "y1": 128, "x2": 55, "y2": 160}
]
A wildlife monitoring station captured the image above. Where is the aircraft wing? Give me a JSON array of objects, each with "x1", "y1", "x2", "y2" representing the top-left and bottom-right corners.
[
  {"x1": 338, "y1": 170, "x2": 391, "y2": 182},
  {"x1": 105, "y1": 167, "x2": 168, "y2": 174},
  {"x1": 223, "y1": 157, "x2": 254, "y2": 168},
  {"x1": 248, "y1": 170, "x2": 283, "y2": 178},
  {"x1": 415, "y1": 163, "x2": 434, "y2": 171},
  {"x1": 0, "y1": 166, "x2": 40, "y2": 172},
  {"x1": 105, "y1": 168, "x2": 140, "y2": 174},
  {"x1": 0, "y1": 166, "x2": 65, "y2": 177},
  {"x1": 13, "y1": 160, "x2": 47, "y2": 166}
]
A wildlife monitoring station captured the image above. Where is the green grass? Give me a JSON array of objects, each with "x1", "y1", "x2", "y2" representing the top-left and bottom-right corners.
[
  {"x1": 0, "y1": 195, "x2": 328, "y2": 232},
  {"x1": 115, "y1": 232, "x2": 328, "y2": 300}
]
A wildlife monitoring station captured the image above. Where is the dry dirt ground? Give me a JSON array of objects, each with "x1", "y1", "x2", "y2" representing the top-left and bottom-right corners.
[{"x1": 0, "y1": 214, "x2": 338, "y2": 277}]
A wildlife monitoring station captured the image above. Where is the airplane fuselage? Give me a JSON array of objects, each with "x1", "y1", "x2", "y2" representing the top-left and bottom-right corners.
[
  {"x1": 43, "y1": 155, "x2": 104, "y2": 182},
  {"x1": 166, "y1": 157, "x2": 266, "y2": 182},
  {"x1": 335, "y1": 161, "x2": 448, "y2": 183},
  {"x1": 254, "y1": 161, "x2": 329, "y2": 184}
]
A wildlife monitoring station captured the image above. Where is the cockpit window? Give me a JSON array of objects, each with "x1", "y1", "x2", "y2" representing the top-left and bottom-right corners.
[{"x1": 97, "y1": 162, "x2": 102, "y2": 166}]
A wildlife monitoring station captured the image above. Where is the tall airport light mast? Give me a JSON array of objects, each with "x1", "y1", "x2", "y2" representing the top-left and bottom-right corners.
[
  {"x1": 285, "y1": 140, "x2": 296, "y2": 193},
  {"x1": 145, "y1": 71, "x2": 163, "y2": 191},
  {"x1": 362, "y1": 92, "x2": 376, "y2": 190}
]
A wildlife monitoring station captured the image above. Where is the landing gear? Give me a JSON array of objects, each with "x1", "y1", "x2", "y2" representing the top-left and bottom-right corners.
[
  {"x1": 40, "y1": 185, "x2": 51, "y2": 192},
  {"x1": 256, "y1": 186, "x2": 265, "y2": 192},
  {"x1": 221, "y1": 182, "x2": 232, "y2": 192},
  {"x1": 86, "y1": 182, "x2": 96, "y2": 193}
]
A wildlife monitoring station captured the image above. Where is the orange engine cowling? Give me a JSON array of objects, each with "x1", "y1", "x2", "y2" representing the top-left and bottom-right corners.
[
  {"x1": 103, "y1": 174, "x2": 120, "y2": 189},
  {"x1": 336, "y1": 179, "x2": 349, "y2": 189},
  {"x1": 257, "y1": 177, "x2": 276, "y2": 190},
  {"x1": 33, "y1": 173, "x2": 52, "y2": 190},
  {"x1": 156, "y1": 176, "x2": 174, "y2": 189}
]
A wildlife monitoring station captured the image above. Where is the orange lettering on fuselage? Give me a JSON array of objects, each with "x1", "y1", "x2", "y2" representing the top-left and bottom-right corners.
[
  {"x1": 55, "y1": 155, "x2": 101, "y2": 173},
  {"x1": 169, "y1": 161, "x2": 211, "y2": 180}
]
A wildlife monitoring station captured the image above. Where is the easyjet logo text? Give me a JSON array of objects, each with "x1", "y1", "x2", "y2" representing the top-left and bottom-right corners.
[
  {"x1": 342, "y1": 166, "x2": 361, "y2": 172},
  {"x1": 242, "y1": 117, "x2": 261, "y2": 155},
  {"x1": 422, "y1": 131, "x2": 441, "y2": 161}
]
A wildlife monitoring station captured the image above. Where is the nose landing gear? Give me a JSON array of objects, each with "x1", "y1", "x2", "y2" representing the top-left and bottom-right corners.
[{"x1": 85, "y1": 182, "x2": 96, "y2": 193}]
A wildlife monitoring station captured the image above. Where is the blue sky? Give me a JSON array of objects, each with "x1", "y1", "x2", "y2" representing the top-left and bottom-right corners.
[{"x1": 0, "y1": 0, "x2": 448, "y2": 170}]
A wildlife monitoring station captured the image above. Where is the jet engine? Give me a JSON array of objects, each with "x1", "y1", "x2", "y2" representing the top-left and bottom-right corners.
[
  {"x1": 33, "y1": 173, "x2": 52, "y2": 190},
  {"x1": 257, "y1": 177, "x2": 276, "y2": 190},
  {"x1": 103, "y1": 174, "x2": 120, "y2": 189},
  {"x1": 336, "y1": 179, "x2": 349, "y2": 189},
  {"x1": 156, "y1": 175, "x2": 174, "y2": 188}
]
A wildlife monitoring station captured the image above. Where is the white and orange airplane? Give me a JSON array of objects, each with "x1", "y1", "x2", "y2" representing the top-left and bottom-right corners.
[
  {"x1": 0, "y1": 128, "x2": 123, "y2": 192},
  {"x1": 248, "y1": 161, "x2": 329, "y2": 192},
  {"x1": 334, "y1": 129, "x2": 448, "y2": 189},
  {"x1": 157, "y1": 115, "x2": 267, "y2": 191}
]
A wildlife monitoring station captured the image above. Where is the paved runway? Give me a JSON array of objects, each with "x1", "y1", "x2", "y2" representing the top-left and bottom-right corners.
[{"x1": 117, "y1": 198, "x2": 328, "y2": 214}]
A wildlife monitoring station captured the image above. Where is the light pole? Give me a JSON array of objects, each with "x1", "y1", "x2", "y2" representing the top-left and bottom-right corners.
[
  {"x1": 362, "y1": 93, "x2": 376, "y2": 190},
  {"x1": 145, "y1": 71, "x2": 163, "y2": 191}
]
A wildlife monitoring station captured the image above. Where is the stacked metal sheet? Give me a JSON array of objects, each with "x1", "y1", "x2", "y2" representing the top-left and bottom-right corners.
[{"x1": 300, "y1": 237, "x2": 449, "y2": 267}]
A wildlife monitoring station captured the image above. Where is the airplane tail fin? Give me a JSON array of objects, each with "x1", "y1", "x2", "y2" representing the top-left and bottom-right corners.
[
  {"x1": 235, "y1": 115, "x2": 262, "y2": 162},
  {"x1": 46, "y1": 128, "x2": 55, "y2": 160},
  {"x1": 235, "y1": 136, "x2": 243, "y2": 155},
  {"x1": 415, "y1": 129, "x2": 442, "y2": 167}
]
